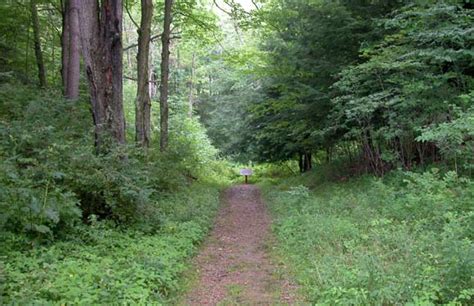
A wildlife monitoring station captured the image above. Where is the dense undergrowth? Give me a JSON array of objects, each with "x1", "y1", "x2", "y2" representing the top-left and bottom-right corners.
[
  {"x1": 262, "y1": 164, "x2": 474, "y2": 305},
  {"x1": 1, "y1": 183, "x2": 220, "y2": 304},
  {"x1": 0, "y1": 83, "x2": 228, "y2": 303}
]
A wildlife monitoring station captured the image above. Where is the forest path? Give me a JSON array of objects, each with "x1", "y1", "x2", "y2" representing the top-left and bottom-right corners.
[{"x1": 184, "y1": 184, "x2": 297, "y2": 305}]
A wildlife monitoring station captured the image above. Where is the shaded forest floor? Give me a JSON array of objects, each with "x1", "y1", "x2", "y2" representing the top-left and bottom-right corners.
[{"x1": 185, "y1": 184, "x2": 298, "y2": 305}]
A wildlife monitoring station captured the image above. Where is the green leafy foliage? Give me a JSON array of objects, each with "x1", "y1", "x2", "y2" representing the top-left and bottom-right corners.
[
  {"x1": 0, "y1": 82, "x2": 223, "y2": 237},
  {"x1": 1, "y1": 0, "x2": 473, "y2": 304},
  {"x1": 0, "y1": 1, "x2": 64, "y2": 86},
  {"x1": 1, "y1": 183, "x2": 220, "y2": 304},
  {"x1": 0, "y1": 0, "x2": 231, "y2": 299},
  {"x1": 0, "y1": 84, "x2": 88, "y2": 237},
  {"x1": 330, "y1": 3, "x2": 474, "y2": 172},
  {"x1": 263, "y1": 168, "x2": 474, "y2": 304},
  {"x1": 196, "y1": 49, "x2": 264, "y2": 160},
  {"x1": 213, "y1": 1, "x2": 473, "y2": 175},
  {"x1": 0, "y1": 82, "x2": 224, "y2": 303},
  {"x1": 229, "y1": 0, "x2": 404, "y2": 164},
  {"x1": 417, "y1": 91, "x2": 474, "y2": 172}
]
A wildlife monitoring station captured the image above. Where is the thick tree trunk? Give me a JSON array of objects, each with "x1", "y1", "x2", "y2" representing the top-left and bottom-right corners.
[
  {"x1": 159, "y1": 0, "x2": 173, "y2": 151},
  {"x1": 65, "y1": 0, "x2": 80, "y2": 100},
  {"x1": 135, "y1": 0, "x2": 153, "y2": 147},
  {"x1": 30, "y1": 0, "x2": 47, "y2": 87},
  {"x1": 78, "y1": 0, "x2": 126, "y2": 152}
]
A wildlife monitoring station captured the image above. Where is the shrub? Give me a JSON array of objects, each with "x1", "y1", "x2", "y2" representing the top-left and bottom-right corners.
[
  {"x1": 0, "y1": 84, "x2": 225, "y2": 239},
  {"x1": 263, "y1": 168, "x2": 474, "y2": 304},
  {"x1": 1, "y1": 184, "x2": 220, "y2": 304}
]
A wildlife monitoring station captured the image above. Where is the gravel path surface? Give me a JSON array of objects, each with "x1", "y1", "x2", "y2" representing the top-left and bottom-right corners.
[{"x1": 185, "y1": 184, "x2": 297, "y2": 305}]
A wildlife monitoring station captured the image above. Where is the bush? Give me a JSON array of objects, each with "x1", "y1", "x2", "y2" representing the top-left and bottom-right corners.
[
  {"x1": 0, "y1": 84, "x2": 89, "y2": 238},
  {"x1": 0, "y1": 184, "x2": 220, "y2": 304},
  {"x1": 262, "y1": 168, "x2": 474, "y2": 305},
  {"x1": 0, "y1": 83, "x2": 225, "y2": 239},
  {"x1": 0, "y1": 83, "x2": 226, "y2": 303}
]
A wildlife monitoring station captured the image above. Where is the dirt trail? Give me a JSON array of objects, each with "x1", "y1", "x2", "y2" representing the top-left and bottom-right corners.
[{"x1": 185, "y1": 184, "x2": 297, "y2": 305}]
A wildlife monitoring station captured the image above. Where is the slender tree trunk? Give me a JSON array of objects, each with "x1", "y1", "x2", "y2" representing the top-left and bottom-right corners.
[
  {"x1": 306, "y1": 152, "x2": 312, "y2": 170},
  {"x1": 25, "y1": 20, "x2": 30, "y2": 76},
  {"x1": 159, "y1": 0, "x2": 173, "y2": 151},
  {"x1": 30, "y1": 0, "x2": 47, "y2": 87},
  {"x1": 174, "y1": 44, "x2": 179, "y2": 94},
  {"x1": 125, "y1": 22, "x2": 132, "y2": 70},
  {"x1": 298, "y1": 154, "x2": 304, "y2": 173},
  {"x1": 65, "y1": 0, "x2": 80, "y2": 100},
  {"x1": 149, "y1": 41, "x2": 157, "y2": 98},
  {"x1": 61, "y1": 1, "x2": 69, "y2": 91},
  {"x1": 188, "y1": 52, "x2": 195, "y2": 118},
  {"x1": 208, "y1": 74, "x2": 212, "y2": 97},
  {"x1": 51, "y1": 37, "x2": 55, "y2": 77},
  {"x1": 61, "y1": 0, "x2": 70, "y2": 92},
  {"x1": 326, "y1": 146, "x2": 331, "y2": 163},
  {"x1": 299, "y1": 152, "x2": 312, "y2": 173},
  {"x1": 135, "y1": 0, "x2": 153, "y2": 147},
  {"x1": 150, "y1": 69, "x2": 157, "y2": 98},
  {"x1": 78, "y1": 0, "x2": 126, "y2": 152}
]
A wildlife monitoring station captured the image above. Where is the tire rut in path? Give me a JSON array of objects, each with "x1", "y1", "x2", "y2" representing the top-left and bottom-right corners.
[{"x1": 185, "y1": 184, "x2": 297, "y2": 305}]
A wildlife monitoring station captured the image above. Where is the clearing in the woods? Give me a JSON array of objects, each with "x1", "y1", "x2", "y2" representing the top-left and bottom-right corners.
[{"x1": 185, "y1": 184, "x2": 298, "y2": 305}]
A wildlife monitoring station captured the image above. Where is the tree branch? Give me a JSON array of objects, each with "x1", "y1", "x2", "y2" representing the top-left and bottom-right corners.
[
  {"x1": 213, "y1": 0, "x2": 233, "y2": 16},
  {"x1": 175, "y1": 10, "x2": 227, "y2": 53},
  {"x1": 251, "y1": 0, "x2": 260, "y2": 10},
  {"x1": 123, "y1": 33, "x2": 161, "y2": 51},
  {"x1": 125, "y1": 2, "x2": 139, "y2": 29},
  {"x1": 124, "y1": 75, "x2": 158, "y2": 84}
]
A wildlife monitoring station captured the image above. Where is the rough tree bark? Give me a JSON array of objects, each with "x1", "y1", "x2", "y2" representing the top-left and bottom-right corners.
[
  {"x1": 30, "y1": 0, "x2": 47, "y2": 87},
  {"x1": 135, "y1": 0, "x2": 153, "y2": 147},
  {"x1": 65, "y1": 0, "x2": 80, "y2": 100},
  {"x1": 160, "y1": 0, "x2": 173, "y2": 151},
  {"x1": 61, "y1": 0, "x2": 70, "y2": 92},
  {"x1": 77, "y1": 0, "x2": 126, "y2": 152}
]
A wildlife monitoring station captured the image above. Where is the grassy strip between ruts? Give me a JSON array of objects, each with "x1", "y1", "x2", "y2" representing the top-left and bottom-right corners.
[
  {"x1": 0, "y1": 183, "x2": 221, "y2": 305},
  {"x1": 261, "y1": 167, "x2": 474, "y2": 305}
]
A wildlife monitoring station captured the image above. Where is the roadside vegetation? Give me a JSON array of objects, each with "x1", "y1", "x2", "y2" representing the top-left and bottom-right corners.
[
  {"x1": 261, "y1": 163, "x2": 473, "y2": 305},
  {"x1": 0, "y1": 84, "x2": 228, "y2": 303}
]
